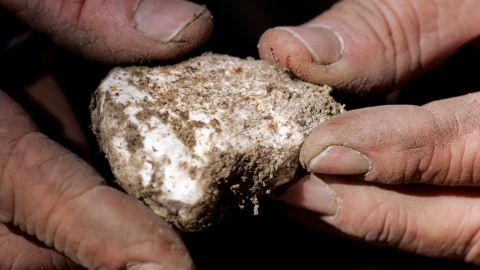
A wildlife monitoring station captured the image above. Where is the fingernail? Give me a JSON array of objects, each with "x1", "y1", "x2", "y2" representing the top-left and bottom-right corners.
[
  {"x1": 134, "y1": 0, "x2": 207, "y2": 42},
  {"x1": 276, "y1": 25, "x2": 344, "y2": 65},
  {"x1": 128, "y1": 262, "x2": 165, "y2": 270},
  {"x1": 279, "y1": 174, "x2": 340, "y2": 216},
  {"x1": 308, "y1": 145, "x2": 371, "y2": 175}
]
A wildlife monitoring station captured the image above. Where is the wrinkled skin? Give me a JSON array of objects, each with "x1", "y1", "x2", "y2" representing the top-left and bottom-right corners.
[
  {"x1": 258, "y1": 0, "x2": 480, "y2": 265},
  {"x1": 0, "y1": 0, "x2": 213, "y2": 268},
  {"x1": 3, "y1": 0, "x2": 480, "y2": 268}
]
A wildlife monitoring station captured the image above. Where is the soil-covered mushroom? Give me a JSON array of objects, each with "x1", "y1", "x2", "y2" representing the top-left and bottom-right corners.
[{"x1": 90, "y1": 53, "x2": 344, "y2": 231}]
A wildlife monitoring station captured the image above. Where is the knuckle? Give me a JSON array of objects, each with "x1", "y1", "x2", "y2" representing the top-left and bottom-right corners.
[
  {"x1": 353, "y1": 2, "x2": 405, "y2": 76},
  {"x1": 363, "y1": 105, "x2": 438, "y2": 184},
  {"x1": 422, "y1": 94, "x2": 480, "y2": 185},
  {"x1": 2, "y1": 131, "x2": 101, "y2": 237},
  {"x1": 352, "y1": 201, "x2": 415, "y2": 249},
  {"x1": 337, "y1": 0, "x2": 431, "y2": 85},
  {"x1": 370, "y1": 0, "x2": 423, "y2": 83},
  {"x1": 1, "y1": 132, "x2": 44, "y2": 224},
  {"x1": 0, "y1": 224, "x2": 70, "y2": 269}
]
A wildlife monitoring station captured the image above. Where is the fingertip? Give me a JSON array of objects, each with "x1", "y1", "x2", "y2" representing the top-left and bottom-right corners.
[
  {"x1": 165, "y1": 6, "x2": 214, "y2": 55},
  {"x1": 299, "y1": 117, "x2": 343, "y2": 169},
  {"x1": 134, "y1": 0, "x2": 208, "y2": 43},
  {"x1": 258, "y1": 26, "x2": 346, "y2": 87},
  {"x1": 109, "y1": 0, "x2": 214, "y2": 62},
  {"x1": 132, "y1": 0, "x2": 214, "y2": 59},
  {"x1": 278, "y1": 174, "x2": 341, "y2": 217},
  {"x1": 277, "y1": 25, "x2": 344, "y2": 66},
  {"x1": 306, "y1": 145, "x2": 371, "y2": 176},
  {"x1": 258, "y1": 27, "x2": 316, "y2": 74}
]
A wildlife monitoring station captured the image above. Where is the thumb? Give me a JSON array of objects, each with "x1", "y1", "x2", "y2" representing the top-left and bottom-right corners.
[
  {"x1": 0, "y1": 91, "x2": 193, "y2": 269},
  {"x1": 1, "y1": 0, "x2": 213, "y2": 63},
  {"x1": 300, "y1": 92, "x2": 480, "y2": 186},
  {"x1": 258, "y1": 0, "x2": 480, "y2": 94},
  {"x1": 279, "y1": 174, "x2": 480, "y2": 263}
]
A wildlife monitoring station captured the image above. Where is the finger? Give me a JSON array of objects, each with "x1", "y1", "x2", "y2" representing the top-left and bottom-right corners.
[
  {"x1": 0, "y1": 222, "x2": 77, "y2": 269},
  {"x1": 1, "y1": 0, "x2": 213, "y2": 63},
  {"x1": 258, "y1": 0, "x2": 480, "y2": 94},
  {"x1": 0, "y1": 90, "x2": 193, "y2": 269},
  {"x1": 279, "y1": 174, "x2": 480, "y2": 264},
  {"x1": 299, "y1": 91, "x2": 480, "y2": 186}
]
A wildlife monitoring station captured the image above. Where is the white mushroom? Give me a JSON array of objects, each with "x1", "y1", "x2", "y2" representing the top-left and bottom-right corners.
[{"x1": 91, "y1": 53, "x2": 344, "y2": 231}]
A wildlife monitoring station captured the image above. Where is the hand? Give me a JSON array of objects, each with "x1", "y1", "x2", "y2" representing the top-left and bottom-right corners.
[
  {"x1": 258, "y1": 0, "x2": 480, "y2": 264},
  {"x1": 0, "y1": 0, "x2": 212, "y2": 268}
]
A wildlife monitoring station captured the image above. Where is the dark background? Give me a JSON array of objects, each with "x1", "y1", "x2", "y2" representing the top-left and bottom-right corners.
[{"x1": 2, "y1": 1, "x2": 480, "y2": 269}]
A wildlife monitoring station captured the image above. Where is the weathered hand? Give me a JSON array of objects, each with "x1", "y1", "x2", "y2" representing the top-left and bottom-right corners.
[
  {"x1": 2, "y1": 0, "x2": 213, "y2": 62},
  {"x1": 0, "y1": 92, "x2": 193, "y2": 269},
  {"x1": 0, "y1": 0, "x2": 213, "y2": 268},
  {"x1": 258, "y1": 0, "x2": 480, "y2": 264},
  {"x1": 259, "y1": 0, "x2": 480, "y2": 94}
]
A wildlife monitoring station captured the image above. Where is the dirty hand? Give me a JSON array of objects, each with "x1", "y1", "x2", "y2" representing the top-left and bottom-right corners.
[
  {"x1": 259, "y1": 0, "x2": 480, "y2": 264},
  {"x1": 0, "y1": 0, "x2": 212, "y2": 268}
]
